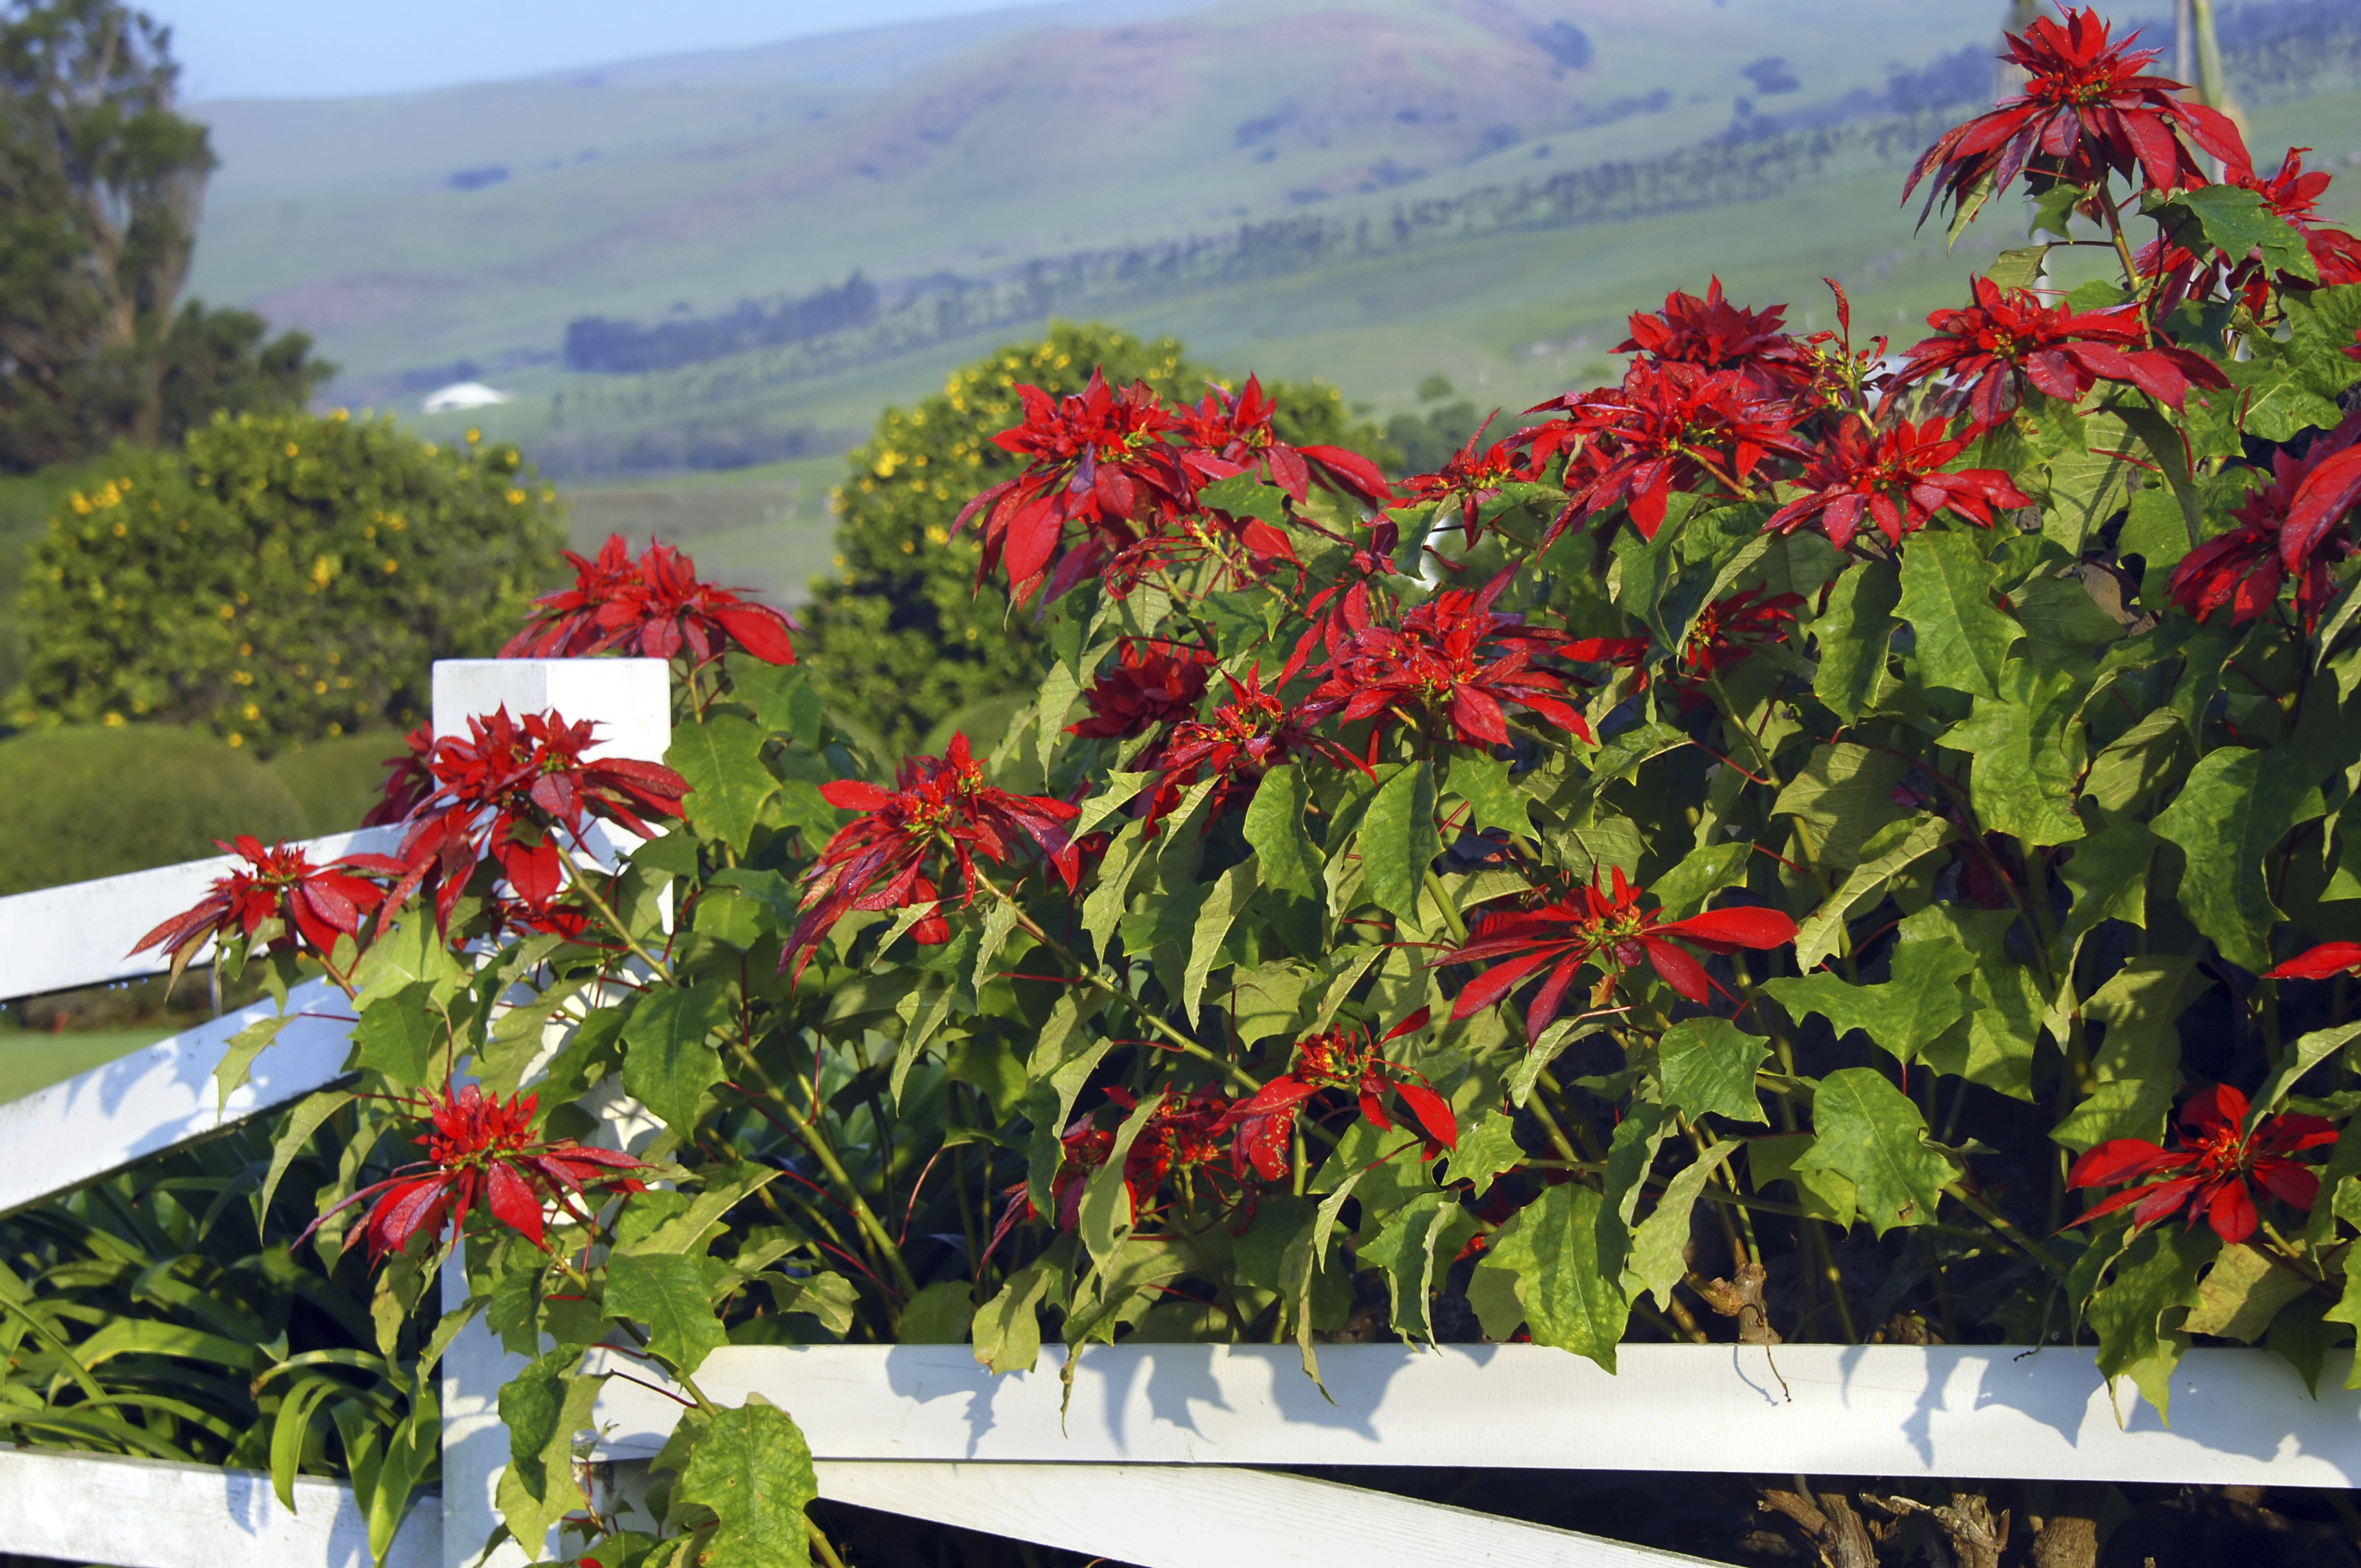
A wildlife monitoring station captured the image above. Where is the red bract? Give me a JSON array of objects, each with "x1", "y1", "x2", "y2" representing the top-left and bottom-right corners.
[
  {"x1": 1678, "y1": 586, "x2": 1804, "y2": 680},
  {"x1": 2139, "y1": 148, "x2": 2361, "y2": 312},
  {"x1": 391, "y1": 707, "x2": 691, "y2": 931},
  {"x1": 1766, "y1": 417, "x2": 2032, "y2": 549},
  {"x1": 131, "y1": 835, "x2": 404, "y2": 983},
  {"x1": 2253, "y1": 150, "x2": 2361, "y2": 287},
  {"x1": 1904, "y1": 6, "x2": 2247, "y2": 228},
  {"x1": 1145, "y1": 661, "x2": 1350, "y2": 830},
  {"x1": 2067, "y1": 1083, "x2": 2335, "y2": 1246},
  {"x1": 784, "y1": 734, "x2": 1080, "y2": 981},
  {"x1": 1446, "y1": 868, "x2": 1799, "y2": 1037},
  {"x1": 1399, "y1": 421, "x2": 1534, "y2": 548},
  {"x1": 361, "y1": 724, "x2": 438, "y2": 829},
  {"x1": 1526, "y1": 361, "x2": 1810, "y2": 544},
  {"x1": 1295, "y1": 517, "x2": 1405, "y2": 664},
  {"x1": 1891, "y1": 277, "x2": 2227, "y2": 430},
  {"x1": 1619, "y1": 279, "x2": 1812, "y2": 394},
  {"x1": 305, "y1": 1084, "x2": 647, "y2": 1261},
  {"x1": 504, "y1": 534, "x2": 797, "y2": 666},
  {"x1": 1224, "y1": 1009, "x2": 1455, "y2": 1181},
  {"x1": 1305, "y1": 570, "x2": 1592, "y2": 748},
  {"x1": 1177, "y1": 374, "x2": 1396, "y2": 512},
  {"x1": 2266, "y1": 942, "x2": 2361, "y2": 981},
  {"x1": 1102, "y1": 1084, "x2": 1239, "y2": 1210},
  {"x1": 1067, "y1": 639, "x2": 1214, "y2": 740},
  {"x1": 955, "y1": 372, "x2": 1192, "y2": 600},
  {"x1": 2166, "y1": 411, "x2": 2361, "y2": 628}
]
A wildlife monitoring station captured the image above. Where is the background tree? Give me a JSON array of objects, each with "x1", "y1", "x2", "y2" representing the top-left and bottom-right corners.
[
  {"x1": 10, "y1": 410, "x2": 564, "y2": 749},
  {"x1": 797, "y1": 319, "x2": 1396, "y2": 752},
  {"x1": 0, "y1": 0, "x2": 325, "y2": 472}
]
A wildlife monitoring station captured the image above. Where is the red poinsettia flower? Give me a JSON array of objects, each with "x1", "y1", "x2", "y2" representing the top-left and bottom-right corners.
[
  {"x1": 1766, "y1": 417, "x2": 2033, "y2": 549},
  {"x1": 1904, "y1": 6, "x2": 2249, "y2": 228},
  {"x1": 954, "y1": 371, "x2": 1193, "y2": 599},
  {"x1": 360, "y1": 724, "x2": 438, "y2": 829},
  {"x1": 1399, "y1": 420, "x2": 1535, "y2": 548},
  {"x1": 2266, "y1": 942, "x2": 2361, "y2": 981},
  {"x1": 504, "y1": 535, "x2": 796, "y2": 666},
  {"x1": 2166, "y1": 410, "x2": 2361, "y2": 628},
  {"x1": 1144, "y1": 660, "x2": 1354, "y2": 830},
  {"x1": 1305, "y1": 570, "x2": 1593, "y2": 748},
  {"x1": 1619, "y1": 278, "x2": 1813, "y2": 395},
  {"x1": 303, "y1": 1084, "x2": 647, "y2": 1261},
  {"x1": 1678, "y1": 586, "x2": 1805, "y2": 679},
  {"x1": 1224, "y1": 1009, "x2": 1457, "y2": 1181},
  {"x1": 1068, "y1": 639, "x2": 1215, "y2": 740},
  {"x1": 1526, "y1": 360, "x2": 1810, "y2": 544},
  {"x1": 1176, "y1": 374, "x2": 1397, "y2": 511},
  {"x1": 1101, "y1": 1084, "x2": 1241, "y2": 1210},
  {"x1": 389, "y1": 707, "x2": 692, "y2": 930},
  {"x1": 1445, "y1": 868, "x2": 1799, "y2": 1038},
  {"x1": 2067, "y1": 1083, "x2": 2335, "y2": 1246},
  {"x1": 131, "y1": 835, "x2": 405, "y2": 984},
  {"x1": 1295, "y1": 517, "x2": 1407, "y2": 664},
  {"x1": 1890, "y1": 277, "x2": 2227, "y2": 430},
  {"x1": 783, "y1": 734, "x2": 1081, "y2": 981}
]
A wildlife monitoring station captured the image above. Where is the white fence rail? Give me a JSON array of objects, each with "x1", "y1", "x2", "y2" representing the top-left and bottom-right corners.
[{"x1": 4, "y1": 658, "x2": 2356, "y2": 1568}]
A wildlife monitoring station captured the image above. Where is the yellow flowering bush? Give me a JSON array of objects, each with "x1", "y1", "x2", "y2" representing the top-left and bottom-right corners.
[{"x1": 10, "y1": 410, "x2": 564, "y2": 750}]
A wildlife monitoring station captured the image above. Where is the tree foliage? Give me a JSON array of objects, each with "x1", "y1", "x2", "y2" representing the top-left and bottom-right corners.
[{"x1": 11, "y1": 410, "x2": 564, "y2": 748}]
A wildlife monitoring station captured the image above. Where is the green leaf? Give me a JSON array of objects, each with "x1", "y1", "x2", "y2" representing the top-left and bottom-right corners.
[
  {"x1": 1647, "y1": 839, "x2": 1752, "y2": 921},
  {"x1": 1987, "y1": 244, "x2": 2053, "y2": 289},
  {"x1": 1075, "y1": 771, "x2": 1156, "y2": 836},
  {"x1": 669, "y1": 715, "x2": 779, "y2": 855},
  {"x1": 1444, "y1": 751, "x2": 1533, "y2": 838},
  {"x1": 1022, "y1": 1004, "x2": 1111, "y2": 1214},
  {"x1": 1080, "y1": 1091, "x2": 1165, "y2": 1267},
  {"x1": 1626, "y1": 1140, "x2": 1738, "y2": 1310},
  {"x1": 2177, "y1": 184, "x2": 2318, "y2": 280},
  {"x1": 1473, "y1": 1181, "x2": 1630, "y2": 1371},
  {"x1": 1907, "y1": 904, "x2": 2043, "y2": 1101},
  {"x1": 2080, "y1": 709, "x2": 2186, "y2": 823},
  {"x1": 1898, "y1": 530, "x2": 2018, "y2": 698},
  {"x1": 1764, "y1": 937, "x2": 1976, "y2": 1068},
  {"x1": 2059, "y1": 821, "x2": 2156, "y2": 945},
  {"x1": 258, "y1": 1089, "x2": 355, "y2": 1224},
  {"x1": 731, "y1": 661, "x2": 828, "y2": 750},
  {"x1": 2151, "y1": 746, "x2": 2328, "y2": 971},
  {"x1": 2183, "y1": 1244, "x2": 2312, "y2": 1344},
  {"x1": 1749, "y1": 1133, "x2": 1858, "y2": 1229},
  {"x1": 606, "y1": 1253, "x2": 729, "y2": 1376},
  {"x1": 972, "y1": 1265, "x2": 1051, "y2": 1373},
  {"x1": 1441, "y1": 1106, "x2": 1528, "y2": 1194},
  {"x1": 1792, "y1": 815, "x2": 1956, "y2": 971},
  {"x1": 1810, "y1": 560, "x2": 1901, "y2": 722},
  {"x1": 2090, "y1": 1222, "x2": 2216, "y2": 1422},
  {"x1": 496, "y1": 1351, "x2": 601, "y2": 1555},
  {"x1": 1795, "y1": 1067, "x2": 1954, "y2": 1236},
  {"x1": 1183, "y1": 863, "x2": 1257, "y2": 1026},
  {"x1": 352, "y1": 914, "x2": 463, "y2": 1007},
  {"x1": 1657, "y1": 1019, "x2": 1770, "y2": 1124},
  {"x1": 622, "y1": 981, "x2": 736, "y2": 1137},
  {"x1": 1358, "y1": 762, "x2": 1441, "y2": 924},
  {"x1": 214, "y1": 1014, "x2": 291, "y2": 1110},
  {"x1": 677, "y1": 1396, "x2": 816, "y2": 1568},
  {"x1": 351, "y1": 982, "x2": 442, "y2": 1086},
  {"x1": 1356, "y1": 1191, "x2": 1478, "y2": 1344},
  {"x1": 1235, "y1": 767, "x2": 1319, "y2": 907},
  {"x1": 619, "y1": 1164, "x2": 781, "y2": 1257},
  {"x1": 2037, "y1": 413, "x2": 2134, "y2": 557},
  {"x1": 1772, "y1": 743, "x2": 1907, "y2": 871},
  {"x1": 765, "y1": 1272, "x2": 858, "y2": 1337},
  {"x1": 2250, "y1": 1020, "x2": 2361, "y2": 1124},
  {"x1": 899, "y1": 1281, "x2": 973, "y2": 1344},
  {"x1": 2010, "y1": 574, "x2": 2125, "y2": 675}
]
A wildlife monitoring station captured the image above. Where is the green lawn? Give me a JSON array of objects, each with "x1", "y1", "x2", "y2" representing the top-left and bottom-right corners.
[{"x1": 0, "y1": 1028, "x2": 178, "y2": 1103}]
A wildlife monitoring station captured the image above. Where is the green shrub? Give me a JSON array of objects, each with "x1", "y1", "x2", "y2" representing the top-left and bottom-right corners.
[
  {"x1": 797, "y1": 320, "x2": 1394, "y2": 752},
  {"x1": 10, "y1": 410, "x2": 564, "y2": 750},
  {"x1": 266, "y1": 730, "x2": 402, "y2": 835},
  {"x1": 0, "y1": 725, "x2": 304, "y2": 894}
]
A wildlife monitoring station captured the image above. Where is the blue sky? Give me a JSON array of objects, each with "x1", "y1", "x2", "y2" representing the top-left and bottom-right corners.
[{"x1": 145, "y1": 0, "x2": 1028, "y2": 100}]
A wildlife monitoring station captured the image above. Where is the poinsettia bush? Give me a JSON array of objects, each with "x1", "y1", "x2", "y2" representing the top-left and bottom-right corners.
[{"x1": 102, "y1": 10, "x2": 2361, "y2": 1564}]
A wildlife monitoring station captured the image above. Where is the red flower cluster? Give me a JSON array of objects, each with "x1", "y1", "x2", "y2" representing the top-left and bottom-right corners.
[
  {"x1": 1305, "y1": 571, "x2": 1595, "y2": 748},
  {"x1": 786, "y1": 734, "x2": 1079, "y2": 979},
  {"x1": 1678, "y1": 587, "x2": 1805, "y2": 680},
  {"x1": 361, "y1": 724, "x2": 437, "y2": 829},
  {"x1": 1176, "y1": 373, "x2": 1396, "y2": 512},
  {"x1": 504, "y1": 535, "x2": 797, "y2": 666},
  {"x1": 392, "y1": 707, "x2": 692, "y2": 929},
  {"x1": 1904, "y1": 6, "x2": 2246, "y2": 227},
  {"x1": 1399, "y1": 422, "x2": 1534, "y2": 548},
  {"x1": 2067, "y1": 1084, "x2": 2333, "y2": 1246},
  {"x1": 1145, "y1": 661, "x2": 1350, "y2": 830},
  {"x1": 131, "y1": 835, "x2": 405, "y2": 982},
  {"x1": 1068, "y1": 639, "x2": 1215, "y2": 740},
  {"x1": 1225, "y1": 1009, "x2": 1457, "y2": 1181},
  {"x1": 1446, "y1": 868, "x2": 1799, "y2": 1037},
  {"x1": 1617, "y1": 278, "x2": 1813, "y2": 395},
  {"x1": 305, "y1": 1084, "x2": 646, "y2": 1260},
  {"x1": 1891, "y1": 277, "x2": 2227, "y2": 429},
  {"x1": 1767, "y1": 418, "x2": 2032, "y2": 550},
  {"x1": 2167, "y1": 412, "x2": 2361, "y2": 628}
]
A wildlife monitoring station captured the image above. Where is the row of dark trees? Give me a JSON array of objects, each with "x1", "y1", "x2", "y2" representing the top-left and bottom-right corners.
[{"x1": 0, "y1": 0, "x2": 327, "y2": 473}]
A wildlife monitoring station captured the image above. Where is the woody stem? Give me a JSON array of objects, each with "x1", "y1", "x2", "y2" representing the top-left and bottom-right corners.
[{"x1": 553, "y1": 841, "x2": 676, "y2": 985}]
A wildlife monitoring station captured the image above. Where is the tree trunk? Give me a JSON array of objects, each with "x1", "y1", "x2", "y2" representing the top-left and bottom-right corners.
[{"x1": 2031, "y1": 1481, "x2": 2107, "y2": 1568}]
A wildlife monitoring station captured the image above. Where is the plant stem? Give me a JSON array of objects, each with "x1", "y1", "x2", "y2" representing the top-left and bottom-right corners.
[
  {"x1": 726, "y1": 1043, "x2": 921, "y2": 1299},
  {"x1": 1945, "y1": 1181, "x2": 2067, "y2": 1280},
  {"x1": 554, "y1": 841, "x2": 676, "y2": 985}
]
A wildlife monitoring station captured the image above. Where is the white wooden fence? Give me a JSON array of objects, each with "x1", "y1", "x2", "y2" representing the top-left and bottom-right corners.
[{"x1": 2, "y1": 658, "x2": 2357, "y2": 1568}]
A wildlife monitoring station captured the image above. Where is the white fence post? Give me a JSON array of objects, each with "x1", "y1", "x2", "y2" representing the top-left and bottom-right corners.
[{"x1": 429, "y1": 658, "x2": 672, "y2": 1568}]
